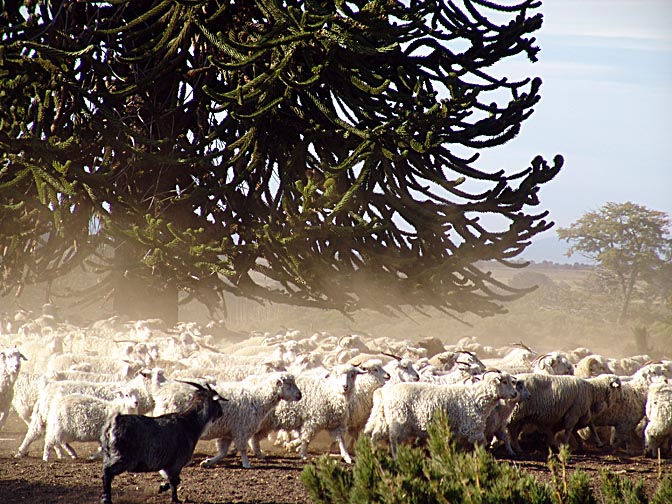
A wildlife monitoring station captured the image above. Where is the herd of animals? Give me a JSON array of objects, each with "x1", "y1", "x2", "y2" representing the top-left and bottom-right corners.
[{"x1": 0, "y1": 304, "x2": 671, "y2": 503}]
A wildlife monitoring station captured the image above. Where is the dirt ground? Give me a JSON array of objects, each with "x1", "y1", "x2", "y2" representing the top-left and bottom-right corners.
[{"x1": 1, "y1": 412, "x2": 669, "y2": 504}]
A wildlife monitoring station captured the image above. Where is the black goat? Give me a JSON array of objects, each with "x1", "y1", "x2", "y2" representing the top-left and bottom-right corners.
[{"x1": 100, "y1": 381, "x2": 225, "y2": 504}]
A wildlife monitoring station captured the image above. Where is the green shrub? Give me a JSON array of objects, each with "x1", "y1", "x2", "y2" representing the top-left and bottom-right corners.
[
  {"x1": 598, "y1": 469, "x2": 647, "y2": 504},
  {"x1": 301, "y1": 411, "x2": 665, "y2": 504},
  {"x1": 301, "y1": 410, "x2": 552, "y2": 504},
  {"x1": 651, "y1": 475, "x2": 672, "y2": 504}
]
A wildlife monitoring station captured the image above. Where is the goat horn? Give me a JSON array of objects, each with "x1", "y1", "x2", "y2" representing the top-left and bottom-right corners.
[
  {"x1": 532, "y1": 353, "x2": 550, "y2": 365},
  {"x1": 175, "y1": 379, "x2": 207, "y2": 391},
  {"x1": 382, "y1": 352, "x2": 402, "y2": 361}
]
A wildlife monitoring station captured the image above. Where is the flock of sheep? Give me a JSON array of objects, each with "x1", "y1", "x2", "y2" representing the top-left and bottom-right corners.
[{"x1": 1, "y1": 304, "x2": 671, "y2": 503}]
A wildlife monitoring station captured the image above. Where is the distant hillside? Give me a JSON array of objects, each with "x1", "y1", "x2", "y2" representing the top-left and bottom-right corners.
[{"x1": 519, "y1": 234, "x2": 590, "y2": 264}]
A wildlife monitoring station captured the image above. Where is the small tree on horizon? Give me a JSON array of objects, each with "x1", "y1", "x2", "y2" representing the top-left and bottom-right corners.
[{"x1": 557, "y1": 202, "x2": 672, "y2": 325}]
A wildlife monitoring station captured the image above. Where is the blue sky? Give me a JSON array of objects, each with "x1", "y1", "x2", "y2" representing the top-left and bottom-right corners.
[{"x1": 474, "y1": 1, "x2": 672, "y2": 261}]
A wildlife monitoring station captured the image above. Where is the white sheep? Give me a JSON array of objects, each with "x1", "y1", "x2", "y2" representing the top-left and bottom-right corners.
[
  {"x1": 199, "y1": 372, "x2": 302, "y2": 468},
  {"x1": 507, "y1": 373, "x2": 622, "y2": 452},
  {"x1": 583, "y1": 363, "x2": 667, "y2": 452},
  {"x1": 365, "y1": 370, "x2": 519, "y2": 455},
  {"x1": 532, "y1": 352, "x2": 574, "y2": 375},
  {"x1": 16, "y1": 374, "x2": 154, "y2": 458},
  {"x1": 343, "y1": 359, "x2": 391, "y2": 445},
  {"x1": 11, "y1": 371, "x2": 49, "y2": 425},
  {"x1": 574, "y1": 354, "x2": 613, "y2": 378},
  {"x1": 383, "y1": 354, "x2": 420, "y2": 383},
  {"x1": 481, "y1": 347, "x2": 537, "y2": 374},
  {"x1": 644, "y1": 382, "x2": 672, "y2": 458},
  {"x1": 485, "y1": 376, "x2": 531, "y2": 455},
  {"x1": 0, "y1": 346, "x2": 27, "y2": 430},
  {"x1": 46, "y1": 352, "x2": 143, "y2": 378},
  {"x1": 42, "y1": 390, "x2": 140, "y2": 461},
  {"x1": 420, "y1": 360, "x2": 483, "y2": 385},
  {"x1": 251, "y1": 364, "x2": 363, "y2": 464}
]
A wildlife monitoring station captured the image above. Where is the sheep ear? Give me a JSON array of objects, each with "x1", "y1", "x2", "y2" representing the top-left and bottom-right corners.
[{"x1": 19, "y1": 352, "x2": 28, "y2": 361}]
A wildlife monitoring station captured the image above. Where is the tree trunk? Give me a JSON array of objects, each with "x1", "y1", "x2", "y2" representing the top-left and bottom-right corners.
[
  {"x1": 617, "y1": 270, "x2": 638, "y2": 325},
  {"x1": 112, "y1": 244, "x2": 178, "y2": 326}
]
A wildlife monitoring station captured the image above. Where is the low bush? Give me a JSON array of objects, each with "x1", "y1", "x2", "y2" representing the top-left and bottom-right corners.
[{"x1": 301, "y1": 411, "x2": 672, "y2": 504}]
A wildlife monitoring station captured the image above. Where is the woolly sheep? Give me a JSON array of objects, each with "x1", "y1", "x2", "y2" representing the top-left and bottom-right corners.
[
  {"x1": 644, "y1": 382, "x2": 672, "y2": 458},
  {"x1": 344, "y1": 359, "x2": 391, "y2": 444},
  {"x1": 46, "y1": 352, "x2": 143, "y2": 378},
  {"x1": 532, "y1": 352, "x2": 574, "y2": 376},
  {"x1": 16, "y1": 373, "x2": 156, "y2": 458},
  {"x1": 481, "y1": 347, "x2": 537, "y2": 375},
  {"x1": 0, "y1": 347, "x2": 27, "y2": 429},
  {"x1": 11, "y1": 371, "x2": 49, "y2": 425},
  {"x1": 42, "y1": 390, "x2": 140, "y2": 461},
  {"x1": 507, "y1": 373, "x2": 622, "y2": 452},
  {"x1": 583, "y1": 363, "x2": 667, "y2": 452},
  {"x1": 485, "y1": 377, "x2": 531, "y2": 455},
  {"x1": 251, "y1": 364, "x2": 363, "y2": 464},
  {"x1": 199, "y1": 372, "x2": 302, "y2": 468},
  {"x1": 365, "y1": 370, "x2": 519, "y2": 455},
  {"x1": 383, "y1": 354, "x2": 420, "y2": 383},
  {"x1": 574, "y1": 355, "x2": 613, "y2": 378}
]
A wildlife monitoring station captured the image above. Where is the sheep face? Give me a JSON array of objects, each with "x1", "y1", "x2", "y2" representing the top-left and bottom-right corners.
[
  {"x1": 361, "y1": 361, "x2": 391, "y2": 383},
  {"x1": 395, "y1": 359, "x2": 420, "y2": 382},
  {"x1": 277, "y1": 374, "x2": 302, "y2": 402},
  {"x1": 1, "y1": 347, "x2": 27, "y2": 375},
  {"x1": 534, "y1": 352, "x2": 574, "y2": 376},
  {"x1": 484, "y1": 371, "x2": 518, "y2": 400},
  {"x1": 644, "y1": 384, "x2": 672, "y2": 457},
  {"x1": 634, "y1": 364, "x2": 668, "y2": 385},
  {"x1": 116, "y1": 390, "x2": 140, "y2": 414},
  {"x1": 326, "y1": 365, "x2": 363, "y2": 395},
  {"x1": 513, "y1": 378, "x2": 531, "y2": 402},
  {"x1": 138, "y1": 367, "x2": 167, "y2": 386}
]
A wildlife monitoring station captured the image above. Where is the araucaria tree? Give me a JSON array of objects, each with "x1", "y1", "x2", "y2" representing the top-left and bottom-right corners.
[
  {"x1": 558, "y1": 202, "x2": 672, "y2": 324},
  {"x1": 1, "y1": 1, "x2": 562, "y2": 323}
]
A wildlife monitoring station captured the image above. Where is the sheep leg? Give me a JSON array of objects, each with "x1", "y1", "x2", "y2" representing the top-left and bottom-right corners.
[
  {"x1": 330, "y1": 429, "x2": 352, "y2": 464},
  {"x1": 62, "y1": 442, "x2": 78, "y2": 459},
  {"x1": 249, "y1": 434, "x2": 266, "y2": 459},
  {"x1": 234, "y1": 436, "x2": 252, "y2": 468},
  {"x1": 88, "y1": 446, "x2": 104, "y2": 460},
  {"x1": 0, "y1": 410, "x2": 8, "y2": 430},
  {"x1": 15, "y1": 413, "x2": 45, "y2": 457},
  {"x1": 495, "y1": 428, "x2": 516, "y2": 456},
  {"x1": 200, "y1": 438, "x2": 232, "y2": 468},
  {"x1": 507, "y1": 421, "x2": 523, "y2": 453},
  {"x1": 297, "y1": 426, "x2": 318, "y2": 460},
  {"x1": 586, "y1": 422, "x2": 603, "y2": 448},
  {"x1": 43, "y1": 439, "x2": 53, "y2": 462}
]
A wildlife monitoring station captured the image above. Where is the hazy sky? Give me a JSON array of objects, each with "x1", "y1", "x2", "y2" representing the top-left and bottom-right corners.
[{"x1": 475, "y1": 1, "x2": 672, "y2": 257}]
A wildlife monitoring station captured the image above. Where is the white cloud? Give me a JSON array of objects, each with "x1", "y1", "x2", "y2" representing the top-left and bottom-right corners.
[{"x1": 541, "y1": 0, "x2": 672, "y2": 50}]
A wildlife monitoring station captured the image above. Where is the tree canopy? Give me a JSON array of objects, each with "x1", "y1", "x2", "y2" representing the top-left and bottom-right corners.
[
  {"x1": 558, "y1": 201, "x2": 672, "y2": 324},
  {"x1": 0, "y1": 0, "x2": 562, "y2": 321}
]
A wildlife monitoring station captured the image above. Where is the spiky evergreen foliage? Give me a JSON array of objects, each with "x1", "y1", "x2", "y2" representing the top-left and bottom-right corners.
[
  {"x1": 0, "y1": 1, "x2": 562, "y2": 319},
  {"x1": 301, "y1": 411, "x2": 554, "y2": 504},
  {"x1": 301, "y1": 412, "x2": 668, "y2": 504},
  {"x1": 651, "y1": 476, "x2": 672, "y2": 504}
]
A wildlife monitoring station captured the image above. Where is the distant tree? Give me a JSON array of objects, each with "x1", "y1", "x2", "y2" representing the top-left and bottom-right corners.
[
  {"x1": 557, "y1": 202, "x2": 672, "y2": 324},
  {"x1": 1, "y1": 1, "x2": 562, "y2": 324}
]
